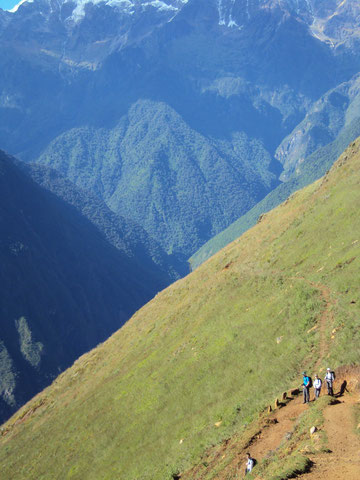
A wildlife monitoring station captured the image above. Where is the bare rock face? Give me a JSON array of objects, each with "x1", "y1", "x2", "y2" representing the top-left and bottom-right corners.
[
  {"x1": 276, "y1": 75, "x2": 360, "y2": 181},
  {"x1": 215, "y1": 0, "x2": 360, "y2": 48}
]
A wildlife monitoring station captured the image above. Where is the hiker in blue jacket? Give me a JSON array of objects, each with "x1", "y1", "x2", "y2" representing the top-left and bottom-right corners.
[{"x1": 302, "y1": 371, "x2": 311, "y2": 403}]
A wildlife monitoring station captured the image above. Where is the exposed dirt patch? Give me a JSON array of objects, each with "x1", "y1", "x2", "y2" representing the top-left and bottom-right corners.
[
  {"x1": 298, "y1": 394, "x2": 360, "y2": 480},
  {"x1": 245, "y1": 399, "x2": 306, "y2": 460},
  {"x1": 183, "y1": 393, "x2": 307, "y2": 480}
]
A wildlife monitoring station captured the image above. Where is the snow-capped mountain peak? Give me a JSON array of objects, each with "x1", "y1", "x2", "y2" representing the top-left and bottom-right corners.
[
  {"x1": 8, "y1": 0, "x2": 189, "y2": 22},
  {"x1": 9, "y1": 0, "x2": 34, "y2": 12}
]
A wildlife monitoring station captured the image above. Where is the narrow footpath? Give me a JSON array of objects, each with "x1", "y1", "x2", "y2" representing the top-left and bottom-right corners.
[
  {"x1": 220, "y1": 278, "x2": 360, "y2": 479},
  {"x1": 299, "y1": 394, "x2": 360, "y2": 480}
]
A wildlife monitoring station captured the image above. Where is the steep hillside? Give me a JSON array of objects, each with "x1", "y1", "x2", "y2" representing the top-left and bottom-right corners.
[
  {"x1": 0, "y1": 150, "x2": 172, "y2": 423},
  {"x1": 182, "y1": 368, "x2": 360, "y2": 479},
  {"x1": 190, "y1": 116, "x2": 360, "y2": 269},
  {"x1": 1, "y1": 138, "x2": 359, "y2": 479}
]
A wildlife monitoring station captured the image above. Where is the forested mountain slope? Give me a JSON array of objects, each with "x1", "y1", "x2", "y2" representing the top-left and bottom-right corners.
[
  {"x1": 0, "y1": 150, "x2": 172, "y2": 423},
  {"x1": 191, "y1": 72, "x2": 360, "y2": 269},
  {"x1": 36, "y1": 99, "x2": 278, "y2": 256},
  {"x1": 1, "y1": 137, "x2": 359, "y2": 479}
]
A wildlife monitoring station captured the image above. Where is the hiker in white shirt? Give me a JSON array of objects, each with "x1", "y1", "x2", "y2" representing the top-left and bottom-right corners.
[
  {"x1": 313, "y1": 374, "x2": 322, "y2": 399},
  {"x1": 324, "y1": 368, "x2": 335, "y2": 396},
  {"x1": 244, "y1": 452, "x2": 255, "y2": 475}
]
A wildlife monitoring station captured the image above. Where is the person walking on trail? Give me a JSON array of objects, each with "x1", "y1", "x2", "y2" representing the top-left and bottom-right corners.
[
  {"x1": 302, "y1": 372, "x2": 312, "y2": 403},
  {"x1": 313, "y1": 374, "x2": 322, "y2": 399},
  {"x1": 325, "y1": 368, "x2": 335, "y2": 396},
  {"x1": 244, "y1": 452, "x2": 255, "y2": 475}
]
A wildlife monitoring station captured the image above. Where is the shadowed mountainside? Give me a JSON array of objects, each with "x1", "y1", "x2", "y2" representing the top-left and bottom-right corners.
[
  {"x1": 18, "y1": 160, "x2": 185, "y2": 278},
  {"x1": 0, "y1": 150, "x2": 174, "y2": 423}
]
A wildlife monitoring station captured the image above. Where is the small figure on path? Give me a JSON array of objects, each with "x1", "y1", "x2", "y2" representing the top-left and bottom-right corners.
[
  {"x1": 313, "y1": 374, "x2": 322, "y2": 399},
  {"x1": 302, "y1": 371, "x2": 312, "y2": 403},
  {"x1": 324, "y1": 368, "x2": 335, "y2": 396},
  {"x1": 244, "y1": 452, "x2": 256, "y2": 475}
]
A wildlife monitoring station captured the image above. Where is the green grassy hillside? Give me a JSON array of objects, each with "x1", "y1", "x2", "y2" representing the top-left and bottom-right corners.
[{"x1": 1, "y1": 139, "x2": 360, "y2": 479}]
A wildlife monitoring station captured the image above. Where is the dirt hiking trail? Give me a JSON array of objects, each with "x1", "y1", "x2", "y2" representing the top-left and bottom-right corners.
[
  {"x1": 208, "y1": 388, "x2": 360, "y2": 480},
  {"x1": 243, "y1": 278, "x2": 360, "y2": 479},
  {"x1": 299, "y1": 393, "x2": 360, "y2": 480},
  {"x1": 242, "y1": 396, "x2": 306, "y2": 464},
  {"x1": 311, "y1": 282, "x2": 332, "y2": 370}
]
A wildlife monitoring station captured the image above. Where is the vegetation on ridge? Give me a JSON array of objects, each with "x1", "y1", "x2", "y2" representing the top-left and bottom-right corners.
[
  {"x1": 36, "y1": 99, "x2": 279, "y2": 259},
  {"x1": 0, "y1": 139, "x2": 360, "y2": 479}
]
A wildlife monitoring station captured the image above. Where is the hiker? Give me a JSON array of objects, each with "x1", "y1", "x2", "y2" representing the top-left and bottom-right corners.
[
  {"x1": 302, "y1": 371, "x2": 312, "y2": 403},
  {"x1": 324, "y1": 368, "x2": 335, "y2": 396},
  {"x1": 313, "y1": 374, "x2": 322, "y2": 399},
  {"x1": 244, "y1": 452, "x2": 256, "y2": 475}
]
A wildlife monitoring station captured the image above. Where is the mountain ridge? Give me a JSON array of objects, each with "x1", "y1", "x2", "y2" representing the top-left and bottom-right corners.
[
  {"x1": 36, "y1": 99, "x2": 279, "y2": 257},
  {"x1": 17, "y1": 159, "x2": 184, "y2": 278}
]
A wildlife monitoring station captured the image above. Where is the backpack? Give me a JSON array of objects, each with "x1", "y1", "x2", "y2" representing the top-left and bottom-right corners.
[
  {"x1": 306, "y1": 376, "x2": 313, "y2": 388},
  {"x1": 332, "y1": 371, "x2": 336, "y2": 380}
]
